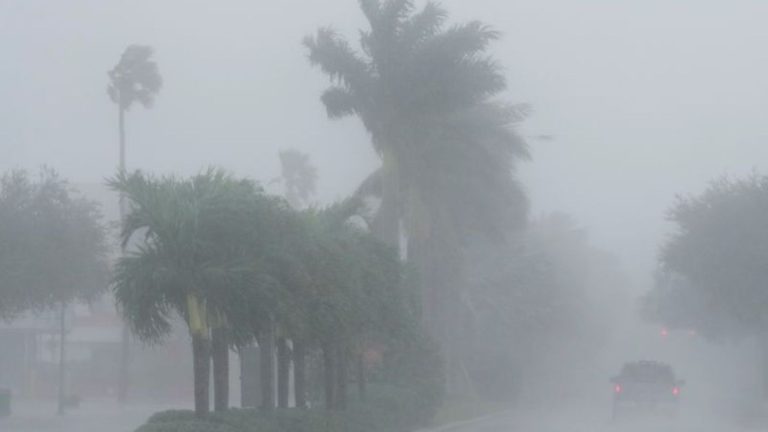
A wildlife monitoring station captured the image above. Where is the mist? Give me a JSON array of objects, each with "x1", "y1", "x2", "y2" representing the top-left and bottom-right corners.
[{"x1": 2, "y1": 1, "x2": 768, "y2": 431}]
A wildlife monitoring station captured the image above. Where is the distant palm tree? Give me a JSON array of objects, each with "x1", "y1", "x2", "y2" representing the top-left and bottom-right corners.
[
  {"x1": 279, "y1": 149, "x2": 318, "y2": 209},
  {"x1": 108, "y1": 45, "x2": 162, "y2": 173},
  {"x1": 107, "y1": 44, "x2": 162, "y2": 403}
]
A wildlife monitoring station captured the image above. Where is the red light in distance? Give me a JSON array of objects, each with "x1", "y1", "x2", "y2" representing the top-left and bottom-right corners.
[
  {"x1": 672, "y1": 387, "x2": 680, "y2": 396},
  {"x1": 614, "y1": 384, "x2": 622, "y2": 394}
]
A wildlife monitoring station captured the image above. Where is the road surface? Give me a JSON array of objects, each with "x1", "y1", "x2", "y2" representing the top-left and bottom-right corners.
[
  {"x1": 2, "y1": 397, "x2": 762, "y2": 432},
  {"x1": 0, "y1": 399, "x2": 182, "y2": 432}
]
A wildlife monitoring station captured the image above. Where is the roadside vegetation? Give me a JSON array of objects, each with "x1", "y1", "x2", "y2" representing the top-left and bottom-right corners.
[{"x1": 0, "y1": 1, "x2": 630, "y2": 431}]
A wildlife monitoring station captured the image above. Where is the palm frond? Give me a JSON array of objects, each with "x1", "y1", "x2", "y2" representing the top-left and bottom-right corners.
[
  {"x1": 321, "y1": 86, "x2": 359, "y2": 119},
  {"x1": 112, "y1": 245, "x2": 177, "y2": 343},
  {"x1": 400, "y1": 1, "x2": 447, "y2": 49},
  {"x1": 417, "y1": 21, "x2": 501, "y2": 62},
  {"x1": 304, "y1": 28, "x2": 371, "y2": 92},
  {"x1": 107, "y1": 45, "x2": 162, "y2": 110}
]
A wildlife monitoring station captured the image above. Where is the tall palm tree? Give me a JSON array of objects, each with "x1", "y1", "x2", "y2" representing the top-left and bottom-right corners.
[
  {"x1": 306, "y1": 0, "x2": 529, "y2": 390},
  {"x1": 109, "y1": 169, "x2": 282, "y2": 417},
  {"x1": 107, "y1": 44, "x2": 162, "y2": 403},
  {"x1": 108, "y1": 45, "x2": 162, "y2": 173}
]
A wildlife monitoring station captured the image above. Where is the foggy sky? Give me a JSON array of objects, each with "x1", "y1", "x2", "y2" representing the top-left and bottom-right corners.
[{"x1": 3, "y1": 0, "x2": 768, "y2": 290}]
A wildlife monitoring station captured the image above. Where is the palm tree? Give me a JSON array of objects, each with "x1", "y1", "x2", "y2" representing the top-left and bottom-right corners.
[
  {"x1": 306, "y1": 0, "x2": 529, "y2": 390},
  {"x1": 108, "y1": 45, "x2": 162, "y2": 173},
  {"x1": 107, "y1": 44, "x2": 162, "y2": 403},
  {"x1": 279, "y1": 149, "x2": 318, "y2": 209},
  {"x1": 109, "y1": 169, "x2": 282, "y2": 417}
]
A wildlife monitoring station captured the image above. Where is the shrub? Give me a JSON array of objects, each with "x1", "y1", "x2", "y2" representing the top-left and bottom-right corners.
[
  {"x1": 135, "y1": 419, "x2": 239, "y2": 432},
  {"x1": 146, "y1": 410, "x2": 197, "y2": 424},
  {"x1": 137, "y1": 381, "x2": 439, "y2": 432}
]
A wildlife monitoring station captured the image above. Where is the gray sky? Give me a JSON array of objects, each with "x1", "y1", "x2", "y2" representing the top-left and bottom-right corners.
[{"x1": 3, "y1": 0, "x2": 768, "y2": 289}]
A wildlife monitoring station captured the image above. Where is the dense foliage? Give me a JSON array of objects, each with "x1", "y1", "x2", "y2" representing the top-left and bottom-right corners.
[
  {"x1": 0, "y1": 168, "x2": 109, "y2": 319},
  {"x1": 110, "y1": 168, "x2": 441, "y2": 417},
  {"x1": 645, "y1": 174, "x2": 768, "y2": 339}
]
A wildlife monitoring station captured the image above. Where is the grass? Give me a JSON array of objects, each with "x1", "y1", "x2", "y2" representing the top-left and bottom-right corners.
[{"x1": 431, "y1": 398, "x2": 510, "y2": 427}]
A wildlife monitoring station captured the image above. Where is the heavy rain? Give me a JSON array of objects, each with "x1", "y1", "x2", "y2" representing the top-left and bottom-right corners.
[{"x1": 1, "y1": 1, "x2": 767, "y2": 431}]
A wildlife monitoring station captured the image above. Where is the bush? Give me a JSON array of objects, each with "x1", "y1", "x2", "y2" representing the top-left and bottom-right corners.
[
  {"x1": 146, "y1": 410, "x2": 197, "y2": 424},
  {"x1": 379, "y1": 333, "x2": 445, "y2": 425},
  {"x1": 136, "y1": 419, "x2": 239, "y2": 432},
  {"x1": 136, "y1": 385, "x2": 432, "y2": 432}
]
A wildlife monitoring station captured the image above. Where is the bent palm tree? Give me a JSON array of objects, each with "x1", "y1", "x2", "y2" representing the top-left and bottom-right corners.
[
  {"x1": 107, "y1": 45, "x2": 162, "y2": 172},
  {"x1": 110, "y1": 170, "x2": 282, "y2": 417},
  {"x1": 306, "y1": 0, "x2": 530, "y2": 390},
  {"x1": 107, "y1": 44, "x2": 161, "y2": 402}
]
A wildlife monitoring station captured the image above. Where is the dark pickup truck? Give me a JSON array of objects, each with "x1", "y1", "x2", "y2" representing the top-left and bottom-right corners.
[{"x1": 611, "y1": 361, "x2": 684, "y2": 420}]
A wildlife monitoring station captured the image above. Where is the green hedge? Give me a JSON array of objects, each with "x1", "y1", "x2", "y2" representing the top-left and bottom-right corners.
[{"x1": 135, "y1": 385, "x2": 435, "y2": 432}]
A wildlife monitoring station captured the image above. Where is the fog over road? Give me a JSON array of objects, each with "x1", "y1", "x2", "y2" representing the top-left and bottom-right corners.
[
  {"x1": 439, "y1": 400, "x2": 753, "y2": 432},
  {"x1": 3, "y1": 394, "x2": 756, "y2": 432}
]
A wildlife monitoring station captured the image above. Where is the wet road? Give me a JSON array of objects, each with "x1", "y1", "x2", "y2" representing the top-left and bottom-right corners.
[
  {"x1": 1, "y1": 400, "x2": 181, "y2": 432},
  {"x1": 440, "y1": 402, "x2": 757, "y2": 432},
  {"x1": 1, "y1": 399, "x2": 760, "y2": 432}
]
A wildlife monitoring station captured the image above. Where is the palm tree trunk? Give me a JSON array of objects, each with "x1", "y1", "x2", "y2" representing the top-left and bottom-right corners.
[
  {"x1": 57, "y1": 301, "x2": 67, "y2": 416},
  {"x1": 192, "y1": 334, "x2": 211, "y2": 418},
  {"x1": 322, "y1": 343, "x2": 335, "y2": 410},
  {"x1": 239, "y1": 345, "x2": 260, "y2": 408},
  {"x1": 356, "y1": 351, "x2": 366, "y2": 401},
  {"x1": 212, "y1": 328, "x2": 229, "y2": 412},
  {"x1": 259, "y1": 322, "x2": 275, "y2": 411},
  {"x1": 276, "y1": 337, "x2": 290, "y2": 408},
  {"x1": 335, "y1": 343, "x2": 347, "y2": 410},
  {"x1": 293, "y1": 340, "x2": 307, "y2": 409},
  {"x1": 372, "y1": 149, "x2": 401, "y2": 247},
  {"x1": 117, "y1": 104, "x2": 131, "y2": 404},
  {"x1": 118, "y1": 105, "x2": 126, "y2": 172}
]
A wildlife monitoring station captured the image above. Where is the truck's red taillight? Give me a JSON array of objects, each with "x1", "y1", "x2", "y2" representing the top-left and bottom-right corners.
[
  {"x1": 672, "y1": 386, "x2": 680, "y2": 396},
  {"x1": 614, "y1": 384, "x2": 622, "y2": 394}
]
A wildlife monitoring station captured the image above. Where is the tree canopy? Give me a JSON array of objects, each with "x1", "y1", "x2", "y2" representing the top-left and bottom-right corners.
[
  {"x1": 0, "y1": 169, "x2": 109, "y2": 319},
  {"x1": 108, "y1": 45, "x2": 162, "y2": 111},
  {"x1": 647, "y1": 174, "x2": 768, "y2": 339}
]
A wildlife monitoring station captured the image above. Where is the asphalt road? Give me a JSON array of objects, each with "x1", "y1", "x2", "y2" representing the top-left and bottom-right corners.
[
  {"x1": 437, "y1": 400, "x2": 758, "y2": 432},
  {"x1": 2, "y1": 398, "x2": 760, "y2": 432},
  {"x1": 0, "y1": 400, "x2": 181, "y2": 432}
]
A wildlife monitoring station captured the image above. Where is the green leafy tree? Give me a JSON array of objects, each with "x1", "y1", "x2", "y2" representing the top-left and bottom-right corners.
[
  {"x1": 647, "y1": 174, "x2": 768, "y2": 397},
  {"x1": 654, "y1": 175, "x2": 768, "y2": 338},
  {"x1": 0, "y1": 168, "x2": 109, "y2": 414},
  {"x1": 0, "y1": 168, "x2": 109, "y2": 314}
]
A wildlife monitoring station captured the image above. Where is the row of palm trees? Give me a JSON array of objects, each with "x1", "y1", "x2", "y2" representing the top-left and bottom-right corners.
[
  {"x1": 109, "y1": 169, "x2": 418, "y2": 417},
  {"x1": 104, "y1": 0, "x2": 533, "y2": 404}
]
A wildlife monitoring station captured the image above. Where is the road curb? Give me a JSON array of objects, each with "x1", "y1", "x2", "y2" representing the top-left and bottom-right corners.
[{"x1": 416, "y1": 409, "x2": 514, "y2": 432}]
